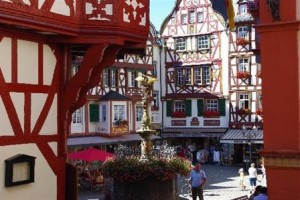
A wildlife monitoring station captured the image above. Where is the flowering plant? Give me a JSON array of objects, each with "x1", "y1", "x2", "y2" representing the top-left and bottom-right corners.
[
  {"x1": 113, "y1": 120, "x2": 128, "y2": 127},
  {"x1": 237, "y1": 108, "x2": 251, "y2": 115},
  {"x1": 101, "y1": 157, "x2": 191, "y2": 182},
  {"x1": 256, "y1": 109, "x2": 263, "y2": 116},
  {"x1": 236, "y1": 37, "x2": 250, "y2": 46},
  {"x1": 237, "y1": 71, "x2": 251, "y2": 79},
  {"x1": 203, "y1": 110, "x2": 220, "y2": 117},
  {"x1": 172, "y1": 111, "x2": 186, "y2": 118}
]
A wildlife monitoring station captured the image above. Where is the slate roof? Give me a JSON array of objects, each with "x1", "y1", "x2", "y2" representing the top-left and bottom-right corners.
[
  {"x1": 99, "y1": 90, "x2": 131, "y2": 101},
  {"x1": 211, "y1": 0, "x2": 228, "y2": 22}
]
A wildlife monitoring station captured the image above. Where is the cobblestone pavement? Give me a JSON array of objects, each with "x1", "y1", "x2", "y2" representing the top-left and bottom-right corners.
[{"x1": 79, "y1": 164, "x2": 258, "y2": 200}]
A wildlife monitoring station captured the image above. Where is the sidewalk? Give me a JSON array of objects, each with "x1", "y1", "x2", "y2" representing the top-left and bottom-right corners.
[{"x1": 79, "y1": 164, "x2": 256, "y2": 200}]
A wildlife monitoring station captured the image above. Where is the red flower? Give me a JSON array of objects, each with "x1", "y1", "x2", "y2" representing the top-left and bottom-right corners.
[
  {"x1": 237, "y1": 71, "x2": 251, "y2": 79},
  {"x1": 172, "y1": 111, "x2": 186, "y2": 118},
  {"x1": 236, "y1": 37, "x2": 250, "y2": 46},
  {"x1": 203, "y1": 110, "x2": 220, "y2": 117}
]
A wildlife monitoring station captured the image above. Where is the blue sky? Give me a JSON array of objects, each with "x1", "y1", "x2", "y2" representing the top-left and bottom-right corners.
[{"x1": 150, "y1": 0, "x2": 175, "y2": 30}]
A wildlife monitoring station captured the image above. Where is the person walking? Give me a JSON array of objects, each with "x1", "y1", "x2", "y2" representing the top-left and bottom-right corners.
[
  {"x1": 248, "y1": 163, "x2": 258, "y2": 193},
  {"x1": 238, "y1": 168, "x2": 246, "y2": 190},
  {"x1": 190, "y1": 162, "x2": 207, "y2": 200}
]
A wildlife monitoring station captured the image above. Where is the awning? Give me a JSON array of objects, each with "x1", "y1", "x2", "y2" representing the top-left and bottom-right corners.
[
  {"x1": 160, "y1": 128, "x2": 227, "y2": 138},
  {"x1": 67, "y1": 134, "x2": 161, "y2": 147},
  {"x1": 220, "y1": 129, "x2": 264, "y2": 144}
]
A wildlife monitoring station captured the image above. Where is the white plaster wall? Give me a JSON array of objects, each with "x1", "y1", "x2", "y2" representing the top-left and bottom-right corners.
[
  {"x1": 17, "y1": 40, "x2": 38, "y2": 84},
  {"x1": 0, "y1": 144, "x2": 57, "y2": 200},
  {"x1": 0, "y1": 96, "x2": 14, "y2": 136},
  {"x1": 0, "y1": 37, "x2": 12, "y2": 83},
  {"x1": 43, "y1": 44, "x2": 56, "y2": 85},
  {"x1": 51, "y1": 0, "x2": 70, "y2": 16}
]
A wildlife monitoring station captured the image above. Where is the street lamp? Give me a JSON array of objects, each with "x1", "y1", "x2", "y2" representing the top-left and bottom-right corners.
[{"x1": 242, "y1": 125, "x2": 258, "y2": 164}]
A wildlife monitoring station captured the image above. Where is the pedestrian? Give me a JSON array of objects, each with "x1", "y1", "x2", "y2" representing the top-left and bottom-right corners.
[
  {"x1": 190, "y1": 162, "x2": 207, "y2": 200},
  {"x1": 238, "y1": 168, "x2": 246, "y2": 190},
  {"x1": 249, "y1": 185, "x2": 262, "y2": 200},
  {"x1": 253, "y1": 186, "x2": 268, "y2": 200},
  {"x1": 248, "y1": 163, "x2": 258, "y2": 193}
]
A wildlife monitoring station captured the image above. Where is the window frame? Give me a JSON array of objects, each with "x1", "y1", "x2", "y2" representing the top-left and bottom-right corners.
[
  {"x1": 239, "y1": 94, "x2": 250, "y2": 109},
  {"x1": 237, "y1": 26, "x2": 249, "y2": 39},
  {"x1": 113, "y1": 105, "x2": 125, "y2": 121},
  {"x1": 176, "y1": 38, "x2": 186, "y2": 51},
  {"x1": 197, "y1": 35, "x2": 210, "y2": 50},
  {"x1": 174, "y1": 100, "x2": 185, "y2": 112},
  {"x1": 72, "y1": 108, "x2": 82, "y2": 124},
  {"x1": 194, "y1": 65, "x2": 211, "y2": 85},
  {"x1": 136, "y1": 105, "x2": 143, "y2": 121},
  {"x1": 238, "y1": 58, "x2": 250, "y2": 72},
  {"x1": 197, "y1": 12, "x2": 203, "y2": 23},
  {"x1": 181, "y1": 14, "x2": 187, "y2": 24},
  {"x1": 206, "y1": 99, "x2": 218, "y2": 111},
  {"x1": 189, "y1": 10, "x2": 196, "y2": 24}
]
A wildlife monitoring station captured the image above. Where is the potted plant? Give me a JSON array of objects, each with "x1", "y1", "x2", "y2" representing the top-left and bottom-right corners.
[
  {"x1": 203, "y1": 110, "x2": 220, "y2": 117},
  {"x1": 236, "y1": 37, "x2": 250, "y2": 46},
  {"x1": 171, "y1": 111, "x2": 186, "y2": 118},
  {"x1": 237, "y1": 71, "x2": 251, "y2": 79}
]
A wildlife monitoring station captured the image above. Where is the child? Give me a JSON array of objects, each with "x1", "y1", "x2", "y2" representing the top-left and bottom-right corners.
[{"x1": 238, "y1": 168, "x2": 246, "y2": 190}]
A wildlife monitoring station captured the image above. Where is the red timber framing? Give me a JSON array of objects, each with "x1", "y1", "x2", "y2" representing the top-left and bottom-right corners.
[
  {"x1": 256, "y1": 0, "x2": 300, "y2": 199},
  {"x1": 161, "y1": 0, "x2": 226, "y2": 96},
  {"x1": 228, "y1": 0, "x2": 262, "y2": 128},
  {"x1": 0, "y1": 1, "x2": 149, "y2": 200}
]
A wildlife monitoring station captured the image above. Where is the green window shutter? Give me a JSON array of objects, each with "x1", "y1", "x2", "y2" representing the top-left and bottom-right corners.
[
  {"x1": 166, "y1": 101, "x2": 173, "y2": 117},
  {"x1": 197, "y1": 99, "x2": 204, "y2": 116},
  {"x1": 219, "y1": 99, "x2": 226, "y2": 116},
  {"x1": 185, "y1": 100, "x2": 192, "y2": 116},
  {"x1": 89, "y1": 104, "x2": 99, "y2": 122}
]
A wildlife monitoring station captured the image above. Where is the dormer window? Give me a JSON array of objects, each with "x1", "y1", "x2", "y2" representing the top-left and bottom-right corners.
[{"x1": 239, "y1": 3, "x2": 248, "y2": 15}]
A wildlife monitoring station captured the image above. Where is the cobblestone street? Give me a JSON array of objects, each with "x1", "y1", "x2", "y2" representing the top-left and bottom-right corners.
[{"x1": 79, "y1": 164, "x2": 258, "y2": 200}]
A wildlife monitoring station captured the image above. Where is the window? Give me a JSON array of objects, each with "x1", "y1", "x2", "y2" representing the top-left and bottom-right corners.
[
  {"x1": 111, "y1": 69, "x2": 117, "y2": 87},
  {"x1": 239, "y1": 4, "x2": 248, "y2": 15},
  {"x1": 174, "y1": 101, "x2": 185, "y2": 112},
  {"x1": 71, "y1": 56, "x2": 83, "y2": 77},
  {"x1": 103, "y1": 69, "x2": 109, "y2": 87},
  {"x1": 153, "y1": 92, "x2": 159, "y2": 109},
  {"x1": 176, "y1": 38, "x2": 186, "y2": 51},
  {"x1": 128, "y1": 70, "x2": 138, "y2": 87},
  {"x1": 239, "y1": 58, "x2": 249, "y2": 72},
  {"x1": 194, "y1": 65, "x2": 211, "y2": 85},
  {"x1": 237, "y1": 26, "x2": 249, "y2": 39},
  {"x1": 206, "y1": 99, "x2": 218, "y2": 111},
  {"x1": 72, "y1": 108, "x2": 82, "y2": 124},
  {"x1": 189, "y1": 10, "x2": 195, "y2": 23},
  {"x1": 114, "y1": 105, "x2": 125, "y2": 121},
  {"x1": 185, "y1": 68, "x2": 192, "y2": 85},
  {"x1": 177, "y1": 69, "x2": 184, "y2": 85},
  {"x1": 103, "y1": 69, "x2": 118, "y2": 87},
  {"x1": 197, "y1": 35, "x2": 210, "y2": 50},
  {"x1": 136, "y1": 105, "x2": 143, "y2": 121},
  {"x1": 101, "y1": 105, "x2": 106, "y2": 122},
  {"x1": 181, "y1": 14, "x2": 187, "y2": 24},
  {"x1": 153, "y1": 61, "x2": 157, "y2": 76},
  {"x1": 239, "y1": 94, "x2": 250, "y2": 109},
  {"x1": 197, "y1": 12, "x2": 203, "y2": 22},
  {"x1": 176, "y1": 68, "x2": 192, "y2": 85}
]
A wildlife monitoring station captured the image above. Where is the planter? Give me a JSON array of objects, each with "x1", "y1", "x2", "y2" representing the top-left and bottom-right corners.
[
  {"x1": 113, "y1": 177, "x2": 178, "y2": 200},
  {"x1": 237, "y1": 71, "x2": 251, "y2": 79},
  {"x1": 171, "y1": 112, "x2": 186, "y2": 118},
  {"x1": 203, "y1": 111, "x2": 220, "y2": 118},
  {"x1": 236, "y1": 38, "x2": 250, "y2": 46}
]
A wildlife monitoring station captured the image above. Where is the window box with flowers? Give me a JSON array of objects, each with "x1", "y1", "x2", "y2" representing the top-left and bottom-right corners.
[
  {"x1": 256, "y1": 109, "x2": 263, "y2": 116},
  {"x1": 113, "y1": 120, "x2": 128, "y2": 127},
  {"x1": 203, "y1": 110, "x2": 220, "y2": 118},
  {"x1": 171, "y1": 111, "x2": 186, "y2": 118},
  {"x1": 236, "y1": 37, "x2": 250, "y2": 46},
  {"x1": 237, "y1": 108, "x2": 251, "y2": 115},
  {"x1": 237, "y1": 71, "x2": 251, "y2": 79}
]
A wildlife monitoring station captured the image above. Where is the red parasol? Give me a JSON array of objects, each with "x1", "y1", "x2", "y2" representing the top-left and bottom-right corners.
[{"x1": 68, "y1": 148, "x2": 114, "y2": 162}]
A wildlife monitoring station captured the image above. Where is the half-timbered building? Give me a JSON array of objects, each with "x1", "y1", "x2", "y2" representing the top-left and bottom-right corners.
[
  {"x1": 220, "y1": 0, "x2": 263, "y2": 166},
  {"x1": 68, "y1": 23, "x2": 163, "y2": 149},
  {"x1": 159, "y1": 0, "x2": 229, "y2": 157},
  {"x1": 0, "y1": 1, "x2": 149, "y2": 199}
]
